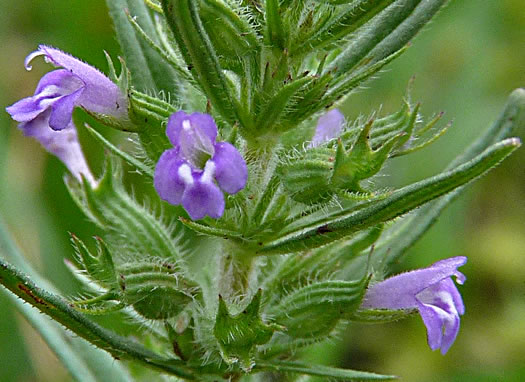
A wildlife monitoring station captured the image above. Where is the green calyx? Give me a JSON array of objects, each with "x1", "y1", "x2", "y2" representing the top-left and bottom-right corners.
[
  {"x1": 330, "y1": 120, "x2": 403, "y2": 192},
  {"x1": 278, "y1": 97, "x2": 447, "y2": 203},
  {"x1": 267, "y1": 278, "x2": 369, "y2": 339},
  {"x1": 118, "y1": 264, "x2": 195, "y2": 320},
  {"x1": 69, "y1": 234, "x2": 196, "y2": 319},
  {"x1": 214, "y1": 290, "x2": 282, "y2": 371}
]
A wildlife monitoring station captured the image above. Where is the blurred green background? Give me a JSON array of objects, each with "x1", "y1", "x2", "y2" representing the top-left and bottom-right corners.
[{"x1": 0, "y1": 1, "x2": 523, "y2": 381}]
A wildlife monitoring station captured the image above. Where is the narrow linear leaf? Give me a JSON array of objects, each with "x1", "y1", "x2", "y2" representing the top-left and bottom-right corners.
[
  {"x1": 86, "y1": 126, "x2": 154, "y2": 178},
  {"x1": 1, "y1": 291, "x2": 98, "y2": 382},
  {"x1": 0, "y1": 258, "x2": 196, "y2": 379},
  {"x1": 255, "y1": 76, "x2": 312, "y2": 133},
  {"x1": 366, "y1": 0, "x2": 449, "y2": 67},
  {"x1": 200, "y1": 0, "x2": 260, "y2": 72},
  {"x1": 107, "y1": 0, "x2": 180, "y2": 95},
  {"x1": 375, "y1": 88, "x2": 525, "y2": 266},
  {"x1": 327, "y1": 43, "x2": 408, "y2": 104},
  {"x1": 266, "y1": 0, "x2": 286, "y2": 49},
  {"x1": 251, "y1": 176, "x2": 281, "y2": 227},
  {"x1": 299, "y1": 0, "x2": 396, "y2": 54},
  {"x1": 259, "y1": 138, "x2": 521, "y2": 254},
  {"x1": 285, "y1": 47, "x2": 406, "y2": 128},
  {"x1": 256, "y1": 360, "x2": 396, "y2": 380},
  {"x1": 179, "y1": 218, "x2": 246, "y2": 241},
  {"x1": 0, "y1": 219, "x2": 131, "y2": 382},
  {"x1": 125, "y1": 10, "x2": 196, "y2": 85},
  {"x1": 328, "y1": 0, "x2": 447, "y2": 76},
  {"x1": 161, "y1": 0, "x2": 240, "y2": 125}
]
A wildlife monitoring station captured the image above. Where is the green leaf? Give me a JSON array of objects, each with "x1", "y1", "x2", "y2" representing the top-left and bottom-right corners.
[
  {"x1": 326, "y1": 45, "x2": 407, "y2": 104},
  {"x1": 0, "y1": 258, "x2": 197, "y2": 380},
  {"x1": 374, "y1": 88, "x2": 525, "y2": 267},
  {"x1": 66, "y1": 159, "x2": 186, "y2": 262},
  {"x1": 266, "y1": 0, "x2": 287, "y2": 50},
  {"x1": 161, "y1": 0, "x2": 242, "y2": 125},
  {"x1": 283, "y1": 47, "x2": 406, "y2": 128},
  {"x1": 125, "y1": 10, "x2": 196, "y2": 86},
  {"x1": 365, "y1": 0, "x2": 449, "y2": 68},
  {"x1": 107, "y1": 0, "x2": 181, "y2": 95},
  {"x1": 1, "y1": 291, "x2": 98, "y2": 382},
  {"x1": 296, "y1": 0, "x2": 397, "y2": 54},
  {"x1": 251, "y1": 176, "x2": 282, "y2": 228},
  {"x1": 179, "y1": 217, "x2": 246, "y2": 241},
  {"x1": 85, "y1": 125, "x2": 154, "y2": 178},
  {"x1": 329, "y1": 0, "x2": 447, "y2": 76},
  {"x1": 0, "y1": 220, "x2": 133, "y2": 382},
  {"x1": 258, "y1": 138, "x2": 521, "y2": 255},
  {"x1": 255, "y1": 76, "x2": 314, "y2": 134},
  {"x1": 256, "y1": 359, "x2": 396, "y2": 380},
  {"x1": 199, "y1": 0, "x2": 259, "y2": 72},
  {"x1": 263, "y1": 227, "x2": 381, "y2": 296}
]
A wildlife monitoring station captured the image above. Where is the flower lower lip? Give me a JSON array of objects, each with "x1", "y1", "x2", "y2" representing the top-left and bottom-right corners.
[{"x1": 360, "y1": 256, "x2": 467, "y2": 354}]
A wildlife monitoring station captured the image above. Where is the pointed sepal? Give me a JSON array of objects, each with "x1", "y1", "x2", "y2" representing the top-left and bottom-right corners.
[
  {"x1": 213, "y1": 290, "x2": 281, "y2": 371},
  {"x1": 70, "y1": 234, "x2": 117, "y2": 289},
  {"x1": 260, "y1": 138, "x2": 521, "y2": 255},
  {"x1": 331, "y1": 121, "x2": 404, "y2": 192},
  {"x1": 66, "y1": 157, "x2": 188, "y2": 262}
]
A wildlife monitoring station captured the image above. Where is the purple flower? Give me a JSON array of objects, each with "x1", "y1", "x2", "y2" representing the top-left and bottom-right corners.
[
  {"x1": 6, "y1": 45, "x2": 127, "y2": 131},
  {"x1": 310, "y1": 109, "x2": 345, "y2": 147},
  {"x1": 360, "y1": 256, "x2": 467, "y2": 354},
  {"x1": 22, "y1": 120, "x2": 96, "y2": 185},
  {"x1": 154, "y1": 111, "x2": 247, "y2": 220},
  {"x1": 5, "y1": 46, "x2": 126, "y2": 184}
]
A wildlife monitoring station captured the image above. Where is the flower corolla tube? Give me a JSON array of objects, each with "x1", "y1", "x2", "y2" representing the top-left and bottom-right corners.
[
  {"x1": 360, "y1": 256, "x2": 467, "y2": 354},
  {"x1": 310, "y1": 108, "x2": 345, "y2": 147}
]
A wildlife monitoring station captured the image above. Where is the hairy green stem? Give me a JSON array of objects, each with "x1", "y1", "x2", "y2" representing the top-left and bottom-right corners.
[
  {"x1": 219, "y1": 242, "x2": 256, "y2": 299},
  {"x1": 0, "y1": 257, "x2": 197, "y2": 379}
]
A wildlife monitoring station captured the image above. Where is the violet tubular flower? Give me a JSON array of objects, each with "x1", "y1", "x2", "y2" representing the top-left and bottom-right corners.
[
  {"x1": 6, "y1": 45, "x2": 127, "y2": 184},
  {"x1": 310, "y1": 109, "x2": 345, "y2": 147},
  {"x1": 154, "y1": 111, "x2": 248, "y2": 220},
  {"x1": 360, "y1": 256, "x2": 467, "y2": 354},
  {"x1": 7, "y1": 45, "x2": 127, "y2": 131}
]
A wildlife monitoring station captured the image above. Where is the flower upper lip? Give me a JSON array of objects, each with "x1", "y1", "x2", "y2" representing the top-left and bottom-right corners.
[
  {"x1": 10, "y1": 45, "x2": 127, "y2": 128},
  {"x1": 5, "y1": 45, "x2": 128, "y2": 185}
]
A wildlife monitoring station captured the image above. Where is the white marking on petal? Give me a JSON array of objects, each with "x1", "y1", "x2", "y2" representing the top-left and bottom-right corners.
[
  {"x1": 178, "y1": 163, "x2": 194, "y2": 186},
  {"x1": 40, "y1": 85, "x2": 62, "y2": 97},
  {"x1": 24, "y1": 50, "x2": 47, "y2": 71},
  {"x1": 39, "y1": 97, "x2": 61, "y2": 108},
  {"x1": 182, "y1": 119, "x2": 192, "y2": 131},
  {"x1": 201, "y1": 161, "x2": 216, "y2": 184},
  {"x1": 418, "y1": 289, "x2": 458, "y2": 322},
  {"x1": 37, "y1": 86, "x2": 63, "y2": 108}
]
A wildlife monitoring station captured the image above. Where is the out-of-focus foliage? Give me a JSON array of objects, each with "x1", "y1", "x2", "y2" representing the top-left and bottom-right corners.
[{"x1": 0, "y1": 1, "x2": 523, "y2": 381}]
